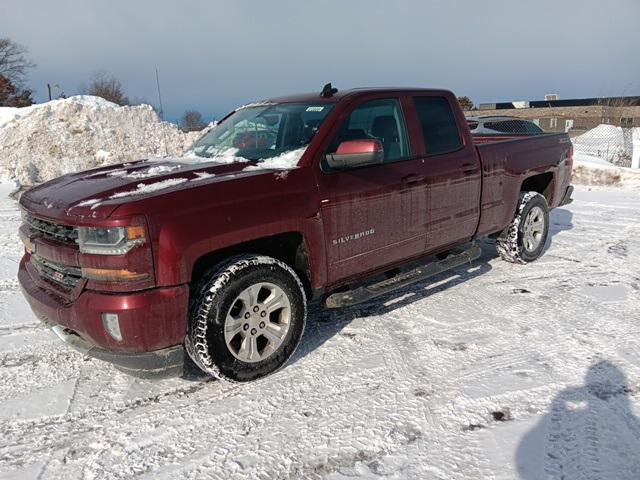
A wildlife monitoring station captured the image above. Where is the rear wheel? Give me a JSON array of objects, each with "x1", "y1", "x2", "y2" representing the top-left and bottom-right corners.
[
  {"x1": 186, "y1": 255, "x2": 306, "y2": 382},
  {"x1": 496, "y1": 191, "x2": 549, "y2": 264}
]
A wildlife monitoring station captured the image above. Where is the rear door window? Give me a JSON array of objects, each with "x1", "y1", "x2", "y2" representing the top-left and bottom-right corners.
[{"x1": 413, "y1": 97, "x2": 463, "y2": 156}]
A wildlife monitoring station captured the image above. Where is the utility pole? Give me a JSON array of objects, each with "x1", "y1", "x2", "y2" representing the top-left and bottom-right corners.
[
  {"x1": 155, "y1": 68, "x2": 169, "y2": 156},
  {"x1": 155, "y1": 69, "x2": 164, "y2": 120}
]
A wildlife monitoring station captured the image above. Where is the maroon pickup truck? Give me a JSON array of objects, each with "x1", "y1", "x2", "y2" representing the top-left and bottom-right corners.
[{"x1": 18, "y1": 86, "x2": 573, "y2": 381}]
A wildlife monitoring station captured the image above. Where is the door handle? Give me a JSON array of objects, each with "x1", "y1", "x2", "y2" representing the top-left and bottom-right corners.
[
  {"x1": 402, "y1": 174, "x2": 423, "y2": 186},
  {"x1": 461, "y1": 162, "x2": 479, "y2": 174}
]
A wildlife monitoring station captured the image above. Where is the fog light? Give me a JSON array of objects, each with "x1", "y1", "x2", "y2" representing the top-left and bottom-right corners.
[
  {"x1": 102, "y1": 313, "x2": 122, "y2": 341},
  {"x1": 19, "y1": 230, "x2": 34, "y2": 254}
]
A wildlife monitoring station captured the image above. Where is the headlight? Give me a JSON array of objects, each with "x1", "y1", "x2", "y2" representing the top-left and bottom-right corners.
[{"x1": 77, "y1": 226, "x2": 146, "y2": 255}]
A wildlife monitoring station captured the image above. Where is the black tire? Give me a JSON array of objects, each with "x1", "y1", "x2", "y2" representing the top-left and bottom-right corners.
[
  {"x1": 185, "y1": 254, "x2": 307, "y2": 382},
  {"x1": 496, "y1": 191, "x2": 549, "y2": 264}
]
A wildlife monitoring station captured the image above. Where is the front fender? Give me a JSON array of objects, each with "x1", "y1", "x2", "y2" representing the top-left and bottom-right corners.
[{"x1": 145, "y1": 168, "x2": 327, "y2": 288}]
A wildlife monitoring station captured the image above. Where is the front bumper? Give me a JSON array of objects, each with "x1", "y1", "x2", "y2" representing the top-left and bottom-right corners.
[
  {"x1": 51, "y1": 324, "x2": 185, "y2": 377},
  {"x1": 18, "y1": 255, "x2": 189, "y2": 376}
]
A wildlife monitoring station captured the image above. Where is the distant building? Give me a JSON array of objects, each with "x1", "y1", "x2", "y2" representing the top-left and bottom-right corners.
[{"x1": 470, "y1": 96, "x2": 640, "y2": 136}]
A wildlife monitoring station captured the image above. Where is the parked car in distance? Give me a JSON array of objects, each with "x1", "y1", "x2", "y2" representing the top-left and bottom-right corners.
[
  {"x1": 467, "y1": 115, "x2": 544, "y2": 135},
  {"x1": 18, "y1": 84, "x2": 573, "y2": 382}
]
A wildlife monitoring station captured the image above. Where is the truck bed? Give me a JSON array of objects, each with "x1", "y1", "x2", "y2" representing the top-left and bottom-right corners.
[
  {"x1": 471, "y1": 133, "x2": 552, "y2": 145},
  {"x1": 474, "y1": 133, "x2": 573, "y2": 237}
]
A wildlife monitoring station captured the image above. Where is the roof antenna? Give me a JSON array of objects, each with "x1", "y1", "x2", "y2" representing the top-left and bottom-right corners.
[{"x1": 320, "y1": 82, "x2": 338, "y2": 98}]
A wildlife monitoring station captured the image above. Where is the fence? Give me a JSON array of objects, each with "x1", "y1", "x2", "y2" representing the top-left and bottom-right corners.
[
  {"x1": 469, "y1": 117, "x2": 640, "y2": 169},
  {"x1": 569, "y1": 126, "x2": 640, "y2": 169}
]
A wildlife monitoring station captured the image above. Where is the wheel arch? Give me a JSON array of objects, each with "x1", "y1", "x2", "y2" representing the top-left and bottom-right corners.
[
  {"x1": 520, "y1": 172, "x2": 554, "y2": 204},
  {"x1": 189, "y1": 232, "x2": 314, "y2": 299},
  {"x1": 495, "y1": 190, "x2": 550, "y2": 264}
]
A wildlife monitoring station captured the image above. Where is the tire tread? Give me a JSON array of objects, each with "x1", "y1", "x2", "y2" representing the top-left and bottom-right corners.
[{"x1": 185, "y1": 254, "x2": 306, "y2": 382}]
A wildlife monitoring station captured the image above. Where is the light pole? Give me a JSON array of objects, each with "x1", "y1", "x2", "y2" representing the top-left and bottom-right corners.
[{"x1": 47, "y1": 83, "x2": 63, "y2": 101}]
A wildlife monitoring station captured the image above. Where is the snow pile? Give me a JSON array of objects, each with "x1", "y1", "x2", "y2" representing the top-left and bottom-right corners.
[
  {"x1": 0, "y1": 96, "x2": 202, "y2": 186},
  {"x1": 572, "y1": 124, "x2": 631, "y2": 167},
  {"x1": 573, "y1": 152, "x2": 640, "y2": 189},
  {"x1": 0, "y1": 107, "x2": 20, "y2": 128}
]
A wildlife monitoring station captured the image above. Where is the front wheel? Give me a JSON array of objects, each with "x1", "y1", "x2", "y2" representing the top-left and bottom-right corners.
[
  {"x1": 186, "y1": 254, "x2": 307, "y2": 382},
  {"x1": 496, "y1": 191, "x2": 549, "y2": 264}
]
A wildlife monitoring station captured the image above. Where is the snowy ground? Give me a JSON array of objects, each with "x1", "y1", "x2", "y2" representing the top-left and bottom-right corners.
[{"x1": 0, "y1": 182, "x2": 639, "y2": 480}]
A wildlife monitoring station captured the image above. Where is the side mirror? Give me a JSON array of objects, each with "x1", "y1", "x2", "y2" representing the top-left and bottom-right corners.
[{"x1": 325, "y1": 139, "x2": 384, "y2": 169}]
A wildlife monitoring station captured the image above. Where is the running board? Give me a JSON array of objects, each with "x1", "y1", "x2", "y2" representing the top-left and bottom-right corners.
[{"x1": 325, "y1": 244, "x2": 482, "y2": 308}]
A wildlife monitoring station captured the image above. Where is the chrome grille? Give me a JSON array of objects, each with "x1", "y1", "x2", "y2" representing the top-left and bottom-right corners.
[
  {"x1": 31, "y1": 255, "x2": 82, "y2": 289},
  {"x1": 23, "y1": 212, "x2": 78, "y2": 245}
]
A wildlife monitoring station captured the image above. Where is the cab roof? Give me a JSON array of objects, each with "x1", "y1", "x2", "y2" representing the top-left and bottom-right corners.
[
  {"x1": 466, "y1": 115, "x2": 522, "y2": 122},
  {"x1": 262, "y1": 87, "x2": 454, "y2": 104}
]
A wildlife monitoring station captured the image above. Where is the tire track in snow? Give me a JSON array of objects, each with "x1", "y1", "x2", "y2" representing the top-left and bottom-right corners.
[{"x1": 1, "y1": 185, "x2": 640, "y2": 479}]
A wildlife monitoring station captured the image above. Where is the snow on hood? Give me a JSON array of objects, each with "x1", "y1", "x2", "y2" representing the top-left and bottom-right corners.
[
  {"x1": 242, "y1": 147, "x2": 306, "y2": 171},
  {"x1": 99, "y1": 164, "x2": 183, "y2": 180},
  {"x1": 70, "y1": 176, "x2": 193, "y2": 211},
  {"x1": 20, "y1": 156, "x2": 274, "y2": 218},
  {"x1": 171, "y1": 145, "x2": 306, "y2": 171},
  {"x1": 177, "y1": 147, "x2": 250, "y2": 166},
  {"x1": 109, "y1": 178, "x2": 190, "y2": 199}
]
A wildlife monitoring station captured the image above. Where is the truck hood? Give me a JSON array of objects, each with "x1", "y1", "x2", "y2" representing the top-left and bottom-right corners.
[{"x1": 20, "y1": 157, "x2": 270, "y2": 220}]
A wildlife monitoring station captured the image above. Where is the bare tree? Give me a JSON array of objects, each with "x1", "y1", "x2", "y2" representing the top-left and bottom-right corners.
[
  {"x1": 597, "y1": 96, "x2": 638, "y2": 126},
  {"x1": 0, "y1": 74, "x2": 34, "y2": 107},
  {"x1": 457, "y1": 96, "x2": 474, "y2": 111},
  {"x1": 181, "y1": 110, "x2": 207, "y2": 131},
  {"x1": 79, "y1": 71, "x2": 129, "y2": 106},
  {"x1": 0, "y1": 37, "x2": 35, "y2": 106},
  {"x1": 0, "y1": 37, "x2": 35, "y2": 87}
]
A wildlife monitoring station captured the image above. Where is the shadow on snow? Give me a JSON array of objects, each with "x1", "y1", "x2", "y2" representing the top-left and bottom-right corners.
[{"x1": 517, "y1": 360, "x2": 640, "y2": 479}]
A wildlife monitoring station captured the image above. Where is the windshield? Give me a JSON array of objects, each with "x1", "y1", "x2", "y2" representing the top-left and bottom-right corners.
[{"x1": 191, "y1": 103, "x2": 335, "y2": 164}]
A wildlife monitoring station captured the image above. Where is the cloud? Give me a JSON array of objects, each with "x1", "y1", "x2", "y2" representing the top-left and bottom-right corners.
[{"x1": 2, "y1": 0, "x2": 639, "y2": 121}]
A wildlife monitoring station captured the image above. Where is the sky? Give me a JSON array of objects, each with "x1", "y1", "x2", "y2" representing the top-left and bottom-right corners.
[{"x1": 2, "y1": 0, "x2": 639, "y2": 123}]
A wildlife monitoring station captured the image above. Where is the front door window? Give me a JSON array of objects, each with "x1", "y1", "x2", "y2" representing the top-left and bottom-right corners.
[{"x1": 328, "y1": 98, "x2": 411, "y2": 163}]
